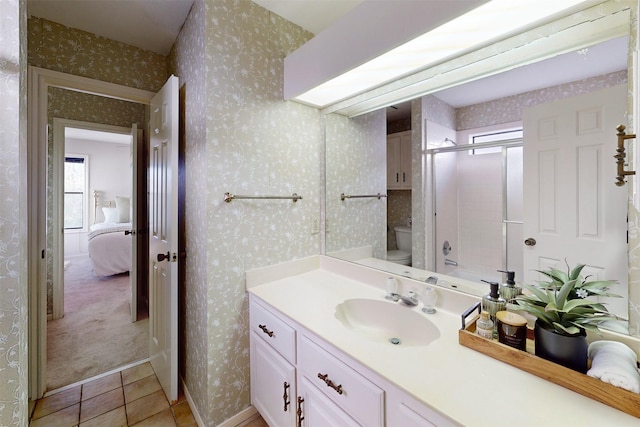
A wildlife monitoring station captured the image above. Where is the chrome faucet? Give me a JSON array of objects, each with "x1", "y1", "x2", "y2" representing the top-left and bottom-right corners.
[
  {"x1": 398, "y1": 290, "x2": 419, "y2": 307},
  {"x1": 444, "y1": 258, "x2": 458, "y2": 266}
]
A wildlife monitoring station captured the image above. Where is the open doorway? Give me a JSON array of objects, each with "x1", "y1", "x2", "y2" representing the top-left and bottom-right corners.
[{"x1": 45, "y1": 120, "x2": 149, "y2": 390}]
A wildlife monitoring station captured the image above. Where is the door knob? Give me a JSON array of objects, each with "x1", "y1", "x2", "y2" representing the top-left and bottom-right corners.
[
  {"x1": 124, "y1": 230, "x2": 135, "y2": 236},
  {"x1": 524, "y1": 238, "x2": 537, "y2": 246},
  {"x1": 157, "y1": 251, "x2": 171, "y2": 262}
]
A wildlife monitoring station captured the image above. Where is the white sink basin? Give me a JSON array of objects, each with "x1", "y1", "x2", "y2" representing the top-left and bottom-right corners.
[{"x1": 334, "y1": 298, "x2": 440, "y2": 346}]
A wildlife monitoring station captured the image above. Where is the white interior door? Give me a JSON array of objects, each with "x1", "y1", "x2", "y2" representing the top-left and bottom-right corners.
[
  {"x1": 130, "y1": 123, "x2": 138, "y2": 322},
  {"x1": 523, "y1": 84, "x2": 628, "y2": 319},
  {"x1": 149, "y1": 75, "x2": 179, "y2": 403}
]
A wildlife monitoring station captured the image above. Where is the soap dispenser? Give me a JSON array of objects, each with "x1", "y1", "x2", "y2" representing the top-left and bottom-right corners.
[
  {"x1": 481, "y1": 280, "x2": 506, "y2": 337},
  {"x1": 498, "y1": 269, "x2": 521, "y2": 302}
]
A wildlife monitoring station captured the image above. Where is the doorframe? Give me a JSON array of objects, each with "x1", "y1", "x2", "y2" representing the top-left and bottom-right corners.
[
  {"x1": 51, "y1": 118, "x2": 134, "y2": 320},
  {"x1": 28, "y1": 66, "x2": 154, "y2": 399}
]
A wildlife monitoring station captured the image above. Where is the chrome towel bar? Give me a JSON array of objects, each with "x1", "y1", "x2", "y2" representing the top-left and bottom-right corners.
[
  {"x1": 224, "y1": 192, "x2": 302, "y2": 203},
  {"x1": 340, "y1": 193, "x2": 387, "y2": 201}
]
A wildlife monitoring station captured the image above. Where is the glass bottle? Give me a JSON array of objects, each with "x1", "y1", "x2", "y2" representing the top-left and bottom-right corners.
[{"x1": 476, "y1": 311, "x2": 494, "y2": 339}]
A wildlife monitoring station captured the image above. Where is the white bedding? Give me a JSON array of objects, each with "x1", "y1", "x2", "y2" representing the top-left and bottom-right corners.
[{"x1": 88, "y1": 222, "x2": 132, "y2": 277}]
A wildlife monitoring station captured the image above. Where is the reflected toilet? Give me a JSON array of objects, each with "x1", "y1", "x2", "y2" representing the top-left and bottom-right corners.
[{"x1": 387, "y1": 226, "x2": 412, "y2": 265}]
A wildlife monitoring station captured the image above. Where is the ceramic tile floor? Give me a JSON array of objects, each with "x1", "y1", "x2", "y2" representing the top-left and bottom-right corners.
[{"x1": 29, "y1": 362, "x2": 197, "y2": 427}]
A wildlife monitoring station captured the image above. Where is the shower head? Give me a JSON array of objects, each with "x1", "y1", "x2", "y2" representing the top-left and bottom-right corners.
[{"x1": 444, "y1": 138, "x2": 457, "y2": 146}]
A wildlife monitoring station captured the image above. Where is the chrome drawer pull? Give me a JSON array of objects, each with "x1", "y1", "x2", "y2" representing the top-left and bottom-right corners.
[
  {"x1": 283, "y1": 381, "x2": 290, "y2": 412},
  {"x1": 258, "y1": 324, "x2": 274, "y2": 337},
  {"x1": 317, "y1": 372, "x2": 343, "y2": 395}
]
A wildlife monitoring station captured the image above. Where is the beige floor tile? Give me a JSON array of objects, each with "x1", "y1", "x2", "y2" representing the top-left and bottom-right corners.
[
  {"x1": 79, "y1": 406, "x2": 127, "y2": 427},
  {"x1": 121, "y1": 362, "x2": 155, "y2": 385},
  {"x1": 32, "y1": 386, "x2": 81, "y2": 419},
  {"x1": 243, "y1": 416, "x2": 268, "y2": 427},
  {"x1": 126, "y1": 389, "x2": 170, "y2": 425},
  {"x1": 172, "y1": 401, "x2": 197, "y2": 427},
  {"x1": 82, "y1": 372, "x2": 122, "y2": 401},
  {"x1": 30, "y1": 403, "x2": 80, "y2": 427},
  {"x1": 131, "y1": 408, "x2": 176, "y2": 426},
  {"x1": 80, "y1": 388, "x2": 124, "y2": 423},
  {"x1": 123, "y1": 374, "x2": 162, "y2": 403}
]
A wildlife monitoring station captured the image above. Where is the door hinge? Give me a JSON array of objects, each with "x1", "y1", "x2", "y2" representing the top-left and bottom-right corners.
[{"x1": 41, "y1": 249, "x2": 45, "y2": 259}]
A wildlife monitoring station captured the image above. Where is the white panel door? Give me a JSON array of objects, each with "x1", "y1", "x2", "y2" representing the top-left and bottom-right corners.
[
  {"x1": 523, "y1": 84, "x2": 628, "y2": 319},
  {"x1": 149, "y1": 75, "x2": 179, "y2": 403}
]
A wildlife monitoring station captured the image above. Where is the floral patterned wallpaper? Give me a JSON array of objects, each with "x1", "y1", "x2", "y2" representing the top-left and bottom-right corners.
[
  {"x1": 325, "y1": 111, "x2": 387, "y2": 259},
  {"x1": 29, "y1": 16, "x2": 167, "y2": 92},
  {"x1": 387, "y1": 190, "x2": 412, "y2": 249},
  {"x1": 171, "y1": 0, "x2": 320, "y2": 424},
  {"x1": 0, "y1": 0, "x2": 27, "y2": 425}
]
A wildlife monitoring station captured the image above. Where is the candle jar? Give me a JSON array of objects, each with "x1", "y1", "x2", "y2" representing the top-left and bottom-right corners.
[{"x1": 496, "y1": 311, "x2": 527, "y2": 351}]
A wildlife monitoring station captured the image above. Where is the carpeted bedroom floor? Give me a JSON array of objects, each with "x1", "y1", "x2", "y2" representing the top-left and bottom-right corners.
[{"x1": 46, "y1": 255, "x2": 149, "y2": 391}]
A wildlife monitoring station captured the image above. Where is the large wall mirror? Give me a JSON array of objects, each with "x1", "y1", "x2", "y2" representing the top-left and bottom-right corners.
[{"x1": 325, "y1": 1, "x2": 640, "y2": 338}]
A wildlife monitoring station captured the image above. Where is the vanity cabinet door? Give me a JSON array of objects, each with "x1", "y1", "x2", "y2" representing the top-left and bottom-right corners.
[
  {"x1": 251, "y1": 335, "x2": 296, "y2": 427},
  {"x1": 297, "y1": 377, "x2": 360, "y2": 427}
]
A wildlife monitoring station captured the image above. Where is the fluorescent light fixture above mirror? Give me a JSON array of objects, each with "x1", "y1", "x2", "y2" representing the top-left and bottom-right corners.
[{"x1": 286, "y1": 0, "x2": 599, "y2": 109}]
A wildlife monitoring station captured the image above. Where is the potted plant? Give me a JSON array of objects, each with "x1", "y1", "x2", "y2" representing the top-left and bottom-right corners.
[{"x1": 508, "y1": 261, "x2": 621, "y2": 373}]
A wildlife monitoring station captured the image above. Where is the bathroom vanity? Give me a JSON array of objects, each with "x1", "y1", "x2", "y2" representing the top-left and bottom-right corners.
[{"x1": 247, "y1": 256, "x2": 640, "y2": 426}]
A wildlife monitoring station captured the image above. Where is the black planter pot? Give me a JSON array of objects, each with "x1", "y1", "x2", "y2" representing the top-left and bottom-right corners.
[{"x1": 534, "y1": 320, "x2": 588, "y2": 373}]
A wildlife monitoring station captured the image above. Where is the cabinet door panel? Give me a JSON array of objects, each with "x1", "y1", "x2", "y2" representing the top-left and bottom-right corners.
[
  {"x1": 387, "y1": 134, "x2": 402, "y2": 189},
  {"x1": 299, "y1": 377, "x2": 360, "y2": 427},
  {"x1": 399, "y1": 133, "x2": 412, "y2": 189},
  {"x1": 251, "y1": 334, "x2": 296, "y2": 427}
]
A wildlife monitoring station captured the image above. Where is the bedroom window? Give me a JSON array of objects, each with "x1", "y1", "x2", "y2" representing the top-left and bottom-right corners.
[{"x1": 64, "y1": 155, "x2": 88, "y2": 230}]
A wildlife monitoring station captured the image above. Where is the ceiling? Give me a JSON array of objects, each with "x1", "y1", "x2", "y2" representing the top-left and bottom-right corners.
[
  {"x1": 27, "y1": 0, "x2": 195, "y2": 55},
  {"x1": 65, "y1": 127, "x2": 132, "y2": 145},
  {"x1": 27, "y1": 0, "x2": 628, "y2": 119}
]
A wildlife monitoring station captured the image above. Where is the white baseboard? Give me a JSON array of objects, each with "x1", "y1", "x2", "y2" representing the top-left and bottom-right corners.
[
  {"x1": 181, "y1": 377, "x2": 205, "y2": 427},
  {"x1": 181, "y1": 377, "x2": 258, "y2": 427}
]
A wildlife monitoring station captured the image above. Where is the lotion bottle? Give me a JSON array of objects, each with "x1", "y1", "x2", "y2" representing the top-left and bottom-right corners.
[
  {"x1": 481, "y1": 280, "x2": 506, "y2": 337},
  {"x1": 498, "y1": 269, "x2": 521, "y2": 302}
]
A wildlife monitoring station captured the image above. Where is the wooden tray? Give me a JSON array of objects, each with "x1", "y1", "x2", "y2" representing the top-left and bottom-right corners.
[{"x1": 458, "y1": 303, "x2": 640, "y2": 418}]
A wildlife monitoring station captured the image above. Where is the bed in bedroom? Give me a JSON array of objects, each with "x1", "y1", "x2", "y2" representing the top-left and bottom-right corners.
[{"x1": 89, "y1": 193, "x2": 132, "y2": 277}]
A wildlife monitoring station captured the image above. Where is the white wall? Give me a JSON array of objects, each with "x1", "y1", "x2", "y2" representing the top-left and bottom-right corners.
[{"x1": 64, "y1": 138, "x2": 131, "y2": 256}]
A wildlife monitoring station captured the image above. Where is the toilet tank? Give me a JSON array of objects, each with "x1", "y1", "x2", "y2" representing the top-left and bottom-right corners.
[{"x1": 394, "y1": 226, "x2": 412, "y2": 252}]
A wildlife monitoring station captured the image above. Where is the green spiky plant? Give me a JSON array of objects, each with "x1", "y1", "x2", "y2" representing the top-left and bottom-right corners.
[{"x1": 508, "y1": 261, "x2": 621, "y2": 335}]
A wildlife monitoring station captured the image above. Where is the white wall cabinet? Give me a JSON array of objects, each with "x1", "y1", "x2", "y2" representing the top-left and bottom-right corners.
[
  {"x1": 387, "y1": 131, "x2": 412, "y2": 190},
  {"x1": 250, "y1": 295, "x2": 454, "y2": 426}
]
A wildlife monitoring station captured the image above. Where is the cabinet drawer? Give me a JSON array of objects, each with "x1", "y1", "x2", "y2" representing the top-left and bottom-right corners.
[
  {"x1": 250, "y1": 297, "x2": 296, "y2": 363},
  {"x1": 299, "y1": 335, "x2": 384, "y2": 427}
]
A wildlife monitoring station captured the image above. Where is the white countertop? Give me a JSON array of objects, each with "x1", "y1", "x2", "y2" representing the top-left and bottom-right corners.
[{"x1": 246, "y1": 256, "x2": 640, "y2": 427}]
